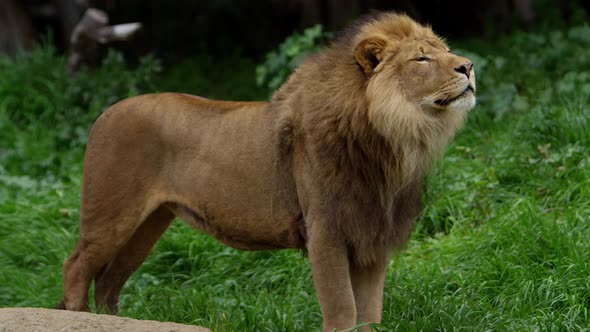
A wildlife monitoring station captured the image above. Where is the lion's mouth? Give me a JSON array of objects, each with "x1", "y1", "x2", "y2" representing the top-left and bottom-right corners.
[{"x1": 435, "y1": 85, "x2": 474, "y2": 106}]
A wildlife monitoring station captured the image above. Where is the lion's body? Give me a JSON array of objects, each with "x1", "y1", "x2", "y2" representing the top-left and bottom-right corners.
[
  {"x1": 59, "y1": 13, "x2": 476, "y2": 331},
  {"x1": 82, "y1": 94, "x2": 302, "y2": 250}
]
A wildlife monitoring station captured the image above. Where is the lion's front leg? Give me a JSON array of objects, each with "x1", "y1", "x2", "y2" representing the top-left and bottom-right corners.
[
  {"x1": 307, "y1": 220, "x2": 357, "y2": 331},
  {"x1": 350, "y1": 258, "x2": 389, "y2": 331}
]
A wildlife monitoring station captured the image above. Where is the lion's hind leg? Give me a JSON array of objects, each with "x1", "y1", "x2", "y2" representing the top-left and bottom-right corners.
[
  {"x1": 94, "y1": 206, "x2": 174, "y2": 314},
  {"x1": 60, "y1": 197, "x2": 163, "y2": 312},
  {"x1": 60, "y1": 234, "x2": 125, "y2": 312}
]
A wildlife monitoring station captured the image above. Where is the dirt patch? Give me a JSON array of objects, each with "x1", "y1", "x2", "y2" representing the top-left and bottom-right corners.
[{"x1": 0, "y1": 308, "x2": 211, "y2": 332}]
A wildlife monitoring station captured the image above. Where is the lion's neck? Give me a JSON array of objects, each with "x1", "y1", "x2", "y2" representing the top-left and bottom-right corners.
[{"x1": 368, "y1": 91, "x2": 464, "y2": 184}]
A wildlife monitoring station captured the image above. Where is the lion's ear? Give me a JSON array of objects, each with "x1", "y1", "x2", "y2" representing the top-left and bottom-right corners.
[{"x1": 354, "y1": 37, "x2": 388, "y2": 76}]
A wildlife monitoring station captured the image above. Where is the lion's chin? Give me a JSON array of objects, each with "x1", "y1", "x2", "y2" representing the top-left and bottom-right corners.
[
  {"x1": 446, "y1": 90, "x2": 476, "y2": 112},
  {"x1": 433, "y1": 87, "x2": 476, "y2": 112}
]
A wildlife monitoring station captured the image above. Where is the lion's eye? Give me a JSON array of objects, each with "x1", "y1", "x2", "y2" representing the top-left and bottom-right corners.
[{"x1": 416, "y1": 56, "x2": 430, "y2": 62}]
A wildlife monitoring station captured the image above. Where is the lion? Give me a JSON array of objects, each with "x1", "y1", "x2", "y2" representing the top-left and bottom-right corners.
[{"x1": 57, "y1": 12, "x2": 476, "y2": 331}]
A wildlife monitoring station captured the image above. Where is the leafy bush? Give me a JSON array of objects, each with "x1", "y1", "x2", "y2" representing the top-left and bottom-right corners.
[
  {"x1": 256, "y1": 25, "x2": 331, "y2": 93},
  {"x1": 0, "y1": 45, "x2": 161, "y2": 178},
  {"x1": 457, "y1": 24, "x2": 590, "y2": 120},
  {"x1": 158, "y1": 53, "x2": 266, "y2": 101}
]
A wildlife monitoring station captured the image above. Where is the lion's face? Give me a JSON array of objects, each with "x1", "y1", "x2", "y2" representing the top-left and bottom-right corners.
[
  {"x1": 383, "y1": 38, "x2": 476, "y2": 113},
  {"x1": 353, "y1": 16, "x2": 477, "y2": 114}
]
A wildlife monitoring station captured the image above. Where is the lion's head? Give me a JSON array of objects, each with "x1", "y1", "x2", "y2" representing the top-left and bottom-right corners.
[
  {"x1": 339, "y1": 13, "x2": 477, "y2": 176},
  {"x1": 274, "y1": 12, "x2": 477, "y2": 182},
  {"x1": 354, "y1": 13, "x2": 476, "y2": 114}
]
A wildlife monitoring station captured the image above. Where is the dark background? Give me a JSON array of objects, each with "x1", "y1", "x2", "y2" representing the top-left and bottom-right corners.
[{"x1": 2, "y1": 0, "x2": 589, "y2": 60}]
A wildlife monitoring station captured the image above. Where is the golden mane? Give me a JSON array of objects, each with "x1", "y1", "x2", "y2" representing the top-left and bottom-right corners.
[{"x1": 352, "y1": 12, "x2": 438, "y2": 42}]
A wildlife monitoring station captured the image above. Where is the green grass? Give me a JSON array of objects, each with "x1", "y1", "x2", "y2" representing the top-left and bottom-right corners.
[{"x1": 1, "y1": 24, "x2": 590, "y2": 331}]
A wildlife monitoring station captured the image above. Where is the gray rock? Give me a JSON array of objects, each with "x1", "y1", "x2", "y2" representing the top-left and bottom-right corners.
[{"x1": 0, "y1": 308, "x2": 211, "y2": 332}]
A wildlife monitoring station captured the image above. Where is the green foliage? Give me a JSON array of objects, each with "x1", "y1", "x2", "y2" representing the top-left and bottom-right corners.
[
  {"x1": 2, "y1": 22, "x2": 590, "y2": 331},
  {"x1": 256, "y1": 25, "x2": 331, "y2": 93},
  {"x1": 158, "y1": 53, "x2": 266, "y2": 101},
  {"x1": 456, "y1": 25, "x2": 590, "y2": 120},
  {"x1": 0, "y1": 45, "x2": 161, "y2": 178}
]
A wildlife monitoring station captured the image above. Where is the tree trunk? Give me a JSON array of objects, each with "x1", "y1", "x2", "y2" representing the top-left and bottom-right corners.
[{"x1": 0, "y1": 0, "x2": 35, "y2": 56}]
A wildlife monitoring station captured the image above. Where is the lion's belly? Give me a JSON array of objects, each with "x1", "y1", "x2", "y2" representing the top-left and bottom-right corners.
[
  {"x1": 167, "y1": 201, "x2": 305, "y2": 250},
  {"x1": 166, "y1": 162, "x2": 303, "y2": 250},
  {"x1": 162, "y1": 160, "x2": 303, "y2": 249}
]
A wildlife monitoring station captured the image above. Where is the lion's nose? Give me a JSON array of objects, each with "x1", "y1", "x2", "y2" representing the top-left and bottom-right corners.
[{"x1": 455, "y1": 62, "x2": 473, "y2": 78}]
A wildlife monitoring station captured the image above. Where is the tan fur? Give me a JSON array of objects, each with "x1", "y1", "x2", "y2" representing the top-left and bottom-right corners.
[{"x1": 58, "y1": 12, "x2": 476, "y2": 331}]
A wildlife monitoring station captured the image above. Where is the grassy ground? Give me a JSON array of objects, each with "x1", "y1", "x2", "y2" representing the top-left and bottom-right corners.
[{"x1": 1, "y1": 24, "x2": 590, "y2": 331}]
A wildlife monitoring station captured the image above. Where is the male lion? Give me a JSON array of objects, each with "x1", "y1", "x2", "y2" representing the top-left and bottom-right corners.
[{"x1": 58, "y1": 12, "x2": 476, "y2": 331}]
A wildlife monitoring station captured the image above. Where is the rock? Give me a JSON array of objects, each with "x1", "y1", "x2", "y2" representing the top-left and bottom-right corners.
[{"x1": 0, "y1": 308, "x2": 211, "y2": 332}]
